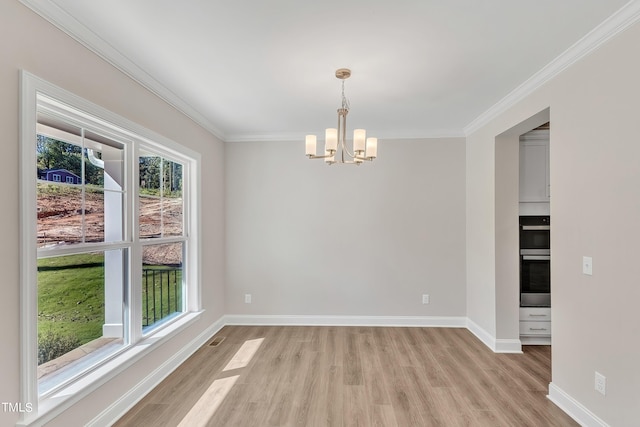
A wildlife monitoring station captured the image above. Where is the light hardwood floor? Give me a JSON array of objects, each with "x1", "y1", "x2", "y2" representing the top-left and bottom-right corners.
[{"x1": 114, "y1": 326, "x2": 577, "y2": 426}]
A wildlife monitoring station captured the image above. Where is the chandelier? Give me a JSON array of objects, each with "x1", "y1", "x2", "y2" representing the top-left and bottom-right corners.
[{"x1": 305, "y1": 68, "x2": 377, "y2": 165}]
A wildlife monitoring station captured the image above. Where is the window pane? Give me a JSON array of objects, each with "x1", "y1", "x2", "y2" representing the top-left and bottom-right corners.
[
  {"x1": 139, "y1": 155, "x2": 161, "y2": 195},
  {"x1": 84, "y1": 187, "x2": 104, "y2": 243},
  {"x1": 85, "y1": 140, "x2": 125, "y2": 243},
  {"x1": 37, "y1": 135, "x2": 82, "y2": 181},
  {"x1": 37, "y1": 182, "x2": 83, "y2": 247},
  {"x1": 103, "y1": 189, "x2": 124, "y2": 243},
  {"x1": 85, "y1": 140, "x2": 125, "y2": 190},
  {"x1": 162, "y1": 198, "x2": 183, "y2": 237},
  {"x1": 139, "y1": 155, "x2": 184, "y2": 238},
  {"x1": 84, "y1": 148, "x2": 103, "y2": 187},
  {"x1": 142, "y1": 243, "x2": 183, "y2": 331},
  {"x1": 139, "y1": 195, "x2": 161, "y2": 238},
  {"x1": 37, "y1": 250, "x2": 126, "y2": 394},
  {"x1": 37, "y1": 134, "x2": 125, "y2": 246},
  {"x1": 162, "y1": 159, "x2": 183, "y2": 237},
  {"x1": 162, "y1": 159, "x2": 182, "y2": 198}
]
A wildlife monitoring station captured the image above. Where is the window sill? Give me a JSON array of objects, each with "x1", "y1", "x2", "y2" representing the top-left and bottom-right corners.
[{"x1": 18, "y1": 310, "x2": 204, "y2": 427}]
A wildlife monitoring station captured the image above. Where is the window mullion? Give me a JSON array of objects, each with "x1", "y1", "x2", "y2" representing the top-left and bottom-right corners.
[
  {"x1": 81, "y1": 128, "x2": 86, "y2": 243},
  {"x1": 129, "y1": 143, "x2": 143, "y2": 344},
  {"x1": 159, "y1": 158, "x2": 164, "y2": 237}
]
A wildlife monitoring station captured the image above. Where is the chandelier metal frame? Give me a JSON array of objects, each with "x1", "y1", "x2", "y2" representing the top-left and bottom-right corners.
[{"x1": 305, "y1": 68, "x2": 377, "y2": 165}]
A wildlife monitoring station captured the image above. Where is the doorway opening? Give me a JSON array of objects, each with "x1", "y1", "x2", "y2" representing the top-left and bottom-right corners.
[{"x1": 494, "y1": 107, "x2": 550, "y2": 353}]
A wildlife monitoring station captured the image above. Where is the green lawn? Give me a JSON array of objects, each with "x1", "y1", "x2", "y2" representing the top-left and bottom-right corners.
[
  {"x1": 38, "y1": 253, "x2": 105, "y2": 346},
  {"x1": 38, "y1": 253, "x2": 183, "y2": 343}
]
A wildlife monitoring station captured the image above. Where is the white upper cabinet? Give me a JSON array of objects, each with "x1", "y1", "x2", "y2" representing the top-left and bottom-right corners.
[{"x1": 519, "y1": 129, "x2": 550, "y2": 204}]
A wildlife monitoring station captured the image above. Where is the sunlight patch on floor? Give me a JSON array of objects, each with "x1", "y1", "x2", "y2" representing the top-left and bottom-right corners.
[
  {"x1": 177, "y1": 375, "x2": 239, "y2": 427},
  {"x1": 176, "y1": 337, "x2": 265, "y2": 426},
  {"x1": 223, "y1": 337, "x2": 264, "y2": 371}
]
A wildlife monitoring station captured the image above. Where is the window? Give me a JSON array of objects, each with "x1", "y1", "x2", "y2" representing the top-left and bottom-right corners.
[
  {"x1": 35, "y1": 123, "x2": 127, "y2": 395},
  {"x1": 20, "y1": 72, "x2": 201, "y2": 421},
  {"x1": 138, "y1": 152, "x2": 186, "y2": 331}
]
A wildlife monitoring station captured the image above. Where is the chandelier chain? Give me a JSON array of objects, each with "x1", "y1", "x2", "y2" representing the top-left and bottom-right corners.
[{"x1": 341, "y1": 80, "x2": 350, "y2": 111}]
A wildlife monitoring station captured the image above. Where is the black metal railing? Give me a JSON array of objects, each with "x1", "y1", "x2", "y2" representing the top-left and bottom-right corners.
[{"x1": 142, "y1": 268, "x2": 182, "y2": 328}]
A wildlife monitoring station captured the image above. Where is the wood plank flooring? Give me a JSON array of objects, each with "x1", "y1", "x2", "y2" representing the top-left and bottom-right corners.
[{"x1": 114, "y1": 326, "x2": 577, "y2": 427}]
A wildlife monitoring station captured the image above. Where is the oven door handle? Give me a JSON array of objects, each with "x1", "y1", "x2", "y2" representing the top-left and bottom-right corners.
[
  {"x1": 522, "y1": 225, "x2": 550, "y2": 231},
  {"x1": 522, "y1": 255, "x2": 551, "y2": 261}
]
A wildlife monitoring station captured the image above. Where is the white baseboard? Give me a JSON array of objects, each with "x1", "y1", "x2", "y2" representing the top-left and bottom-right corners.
[
  {"x1": 87, "y1": 316, "x2": 225, "y2": 427},
  {"x1": 548, "y1": 382, "x2": 610, "y2": 427},
  {"x1": 223, "y1": 314, "x2": 467, "y2": 328},
  {"x1": 494, "y1": 338, "x2": 523, "y2": 353},
  {"x1": 225, "y1": 315, "x2": 522, "y2": 353},
  {"x1": 520, "y1": 335, "x2": 551, "y2": 345},
  {"x1": 466, "y1": 318, "x2": 522, "y2": 353}
]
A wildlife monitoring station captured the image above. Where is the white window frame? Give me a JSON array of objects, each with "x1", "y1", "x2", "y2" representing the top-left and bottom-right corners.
[
  {"x1": 137, "y1": 149, "x2": 190, "y2": 333},
  {"x1": 19, "y1": 71, "x2": 202, "y2": 425}
]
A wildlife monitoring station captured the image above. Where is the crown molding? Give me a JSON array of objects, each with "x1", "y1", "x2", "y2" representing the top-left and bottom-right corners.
[
  {"x1": 21, "y1": 1, "x2": 640, "y2": 143},
  {"x1": 225, "y1": 129, "x2": 466, "y2": 143},
  {"x1": 464, "y1": 0, "x2": 640, "y2": 136},
  {"x1": 18, "y1": 0, "x2": 226, "y2": 141},
  {"x1": 225, "y1": 132, "x2": 312, "y2": 143}
]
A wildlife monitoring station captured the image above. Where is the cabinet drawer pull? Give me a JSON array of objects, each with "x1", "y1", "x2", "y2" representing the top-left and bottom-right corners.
[
  {"x1": 529, "y1": 327, "x2": 548, "y2": 331},
  {"x1": 528, "y1": 314, "x2": 548, "y2": 317}
]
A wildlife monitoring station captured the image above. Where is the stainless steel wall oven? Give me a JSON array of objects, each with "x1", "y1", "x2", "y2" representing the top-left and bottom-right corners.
[{"x1": 520, "y1": 216, "x2": 550, "y2": 307}]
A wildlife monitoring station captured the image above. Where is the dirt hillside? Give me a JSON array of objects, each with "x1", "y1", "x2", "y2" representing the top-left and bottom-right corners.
[{"x1": 38, "y1": 189, "x2": 183, "y2": 265}]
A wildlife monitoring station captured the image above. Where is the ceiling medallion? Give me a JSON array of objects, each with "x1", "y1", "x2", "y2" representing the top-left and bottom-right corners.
[{"x1": 305, "y1": 68, "x2": 377, "y2": 165}]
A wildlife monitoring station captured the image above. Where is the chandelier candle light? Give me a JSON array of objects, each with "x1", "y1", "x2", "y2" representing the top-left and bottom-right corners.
[{"x1": 305, "y1": 68, "x2": 377, "y2": 165}]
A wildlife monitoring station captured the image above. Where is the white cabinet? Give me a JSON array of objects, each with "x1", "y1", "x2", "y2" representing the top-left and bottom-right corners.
[
  {"x1": 519, "y1": 130, "x2": 549, "y2": 215},
  {"x1": 520, "y1": 307, "x2": 551, "y2": 345},
  {"x1": 519, "y1": 132, "x2": 549, "y2": 202}
]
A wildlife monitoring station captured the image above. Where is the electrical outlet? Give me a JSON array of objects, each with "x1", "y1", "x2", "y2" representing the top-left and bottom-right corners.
[
  {"x1": 595, "y1": 371, "x2": 606, "y2": 395},
  {"x1": 422, "y1": 294, "x2": 430, "y2": 304},
  {"x1": 583, "y1": 256, "x2": 593, "y2": 275},
  {"x1": 244, "y1": 294, "x2": 252, "y2": 304}
]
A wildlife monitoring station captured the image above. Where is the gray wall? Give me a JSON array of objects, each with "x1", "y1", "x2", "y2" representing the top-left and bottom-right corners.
[
  {"x1": 466, "y1": 19, "x2": 640, "y2": 426},
  {"x1": 0, "y1": 2, "x2": 225, "y2": 425},
  {"x1": 225, "y1": 138, "x2": 467, "y2": 318}
]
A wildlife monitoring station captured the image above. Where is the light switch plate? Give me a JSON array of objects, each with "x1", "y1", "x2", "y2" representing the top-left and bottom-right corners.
[
  {"x1": 595, "y1": 371, "x2": 606, "y2": 395},
  {"x1": 583, "y1": 256, "x2": 593, "y2": 275}
]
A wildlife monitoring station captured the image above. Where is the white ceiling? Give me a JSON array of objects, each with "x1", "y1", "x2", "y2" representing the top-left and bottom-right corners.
[{"x1": 29, "y1": 1, "x2": 635, "y2": 141}]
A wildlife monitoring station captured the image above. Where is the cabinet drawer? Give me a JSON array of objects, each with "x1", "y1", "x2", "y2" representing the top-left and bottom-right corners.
[
  {"x1": 520, "y1": 321, "x2": 551, "y2": 336},
  {"x1": 520, "y1": 307, "x2": 551, "y2": 321}
]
